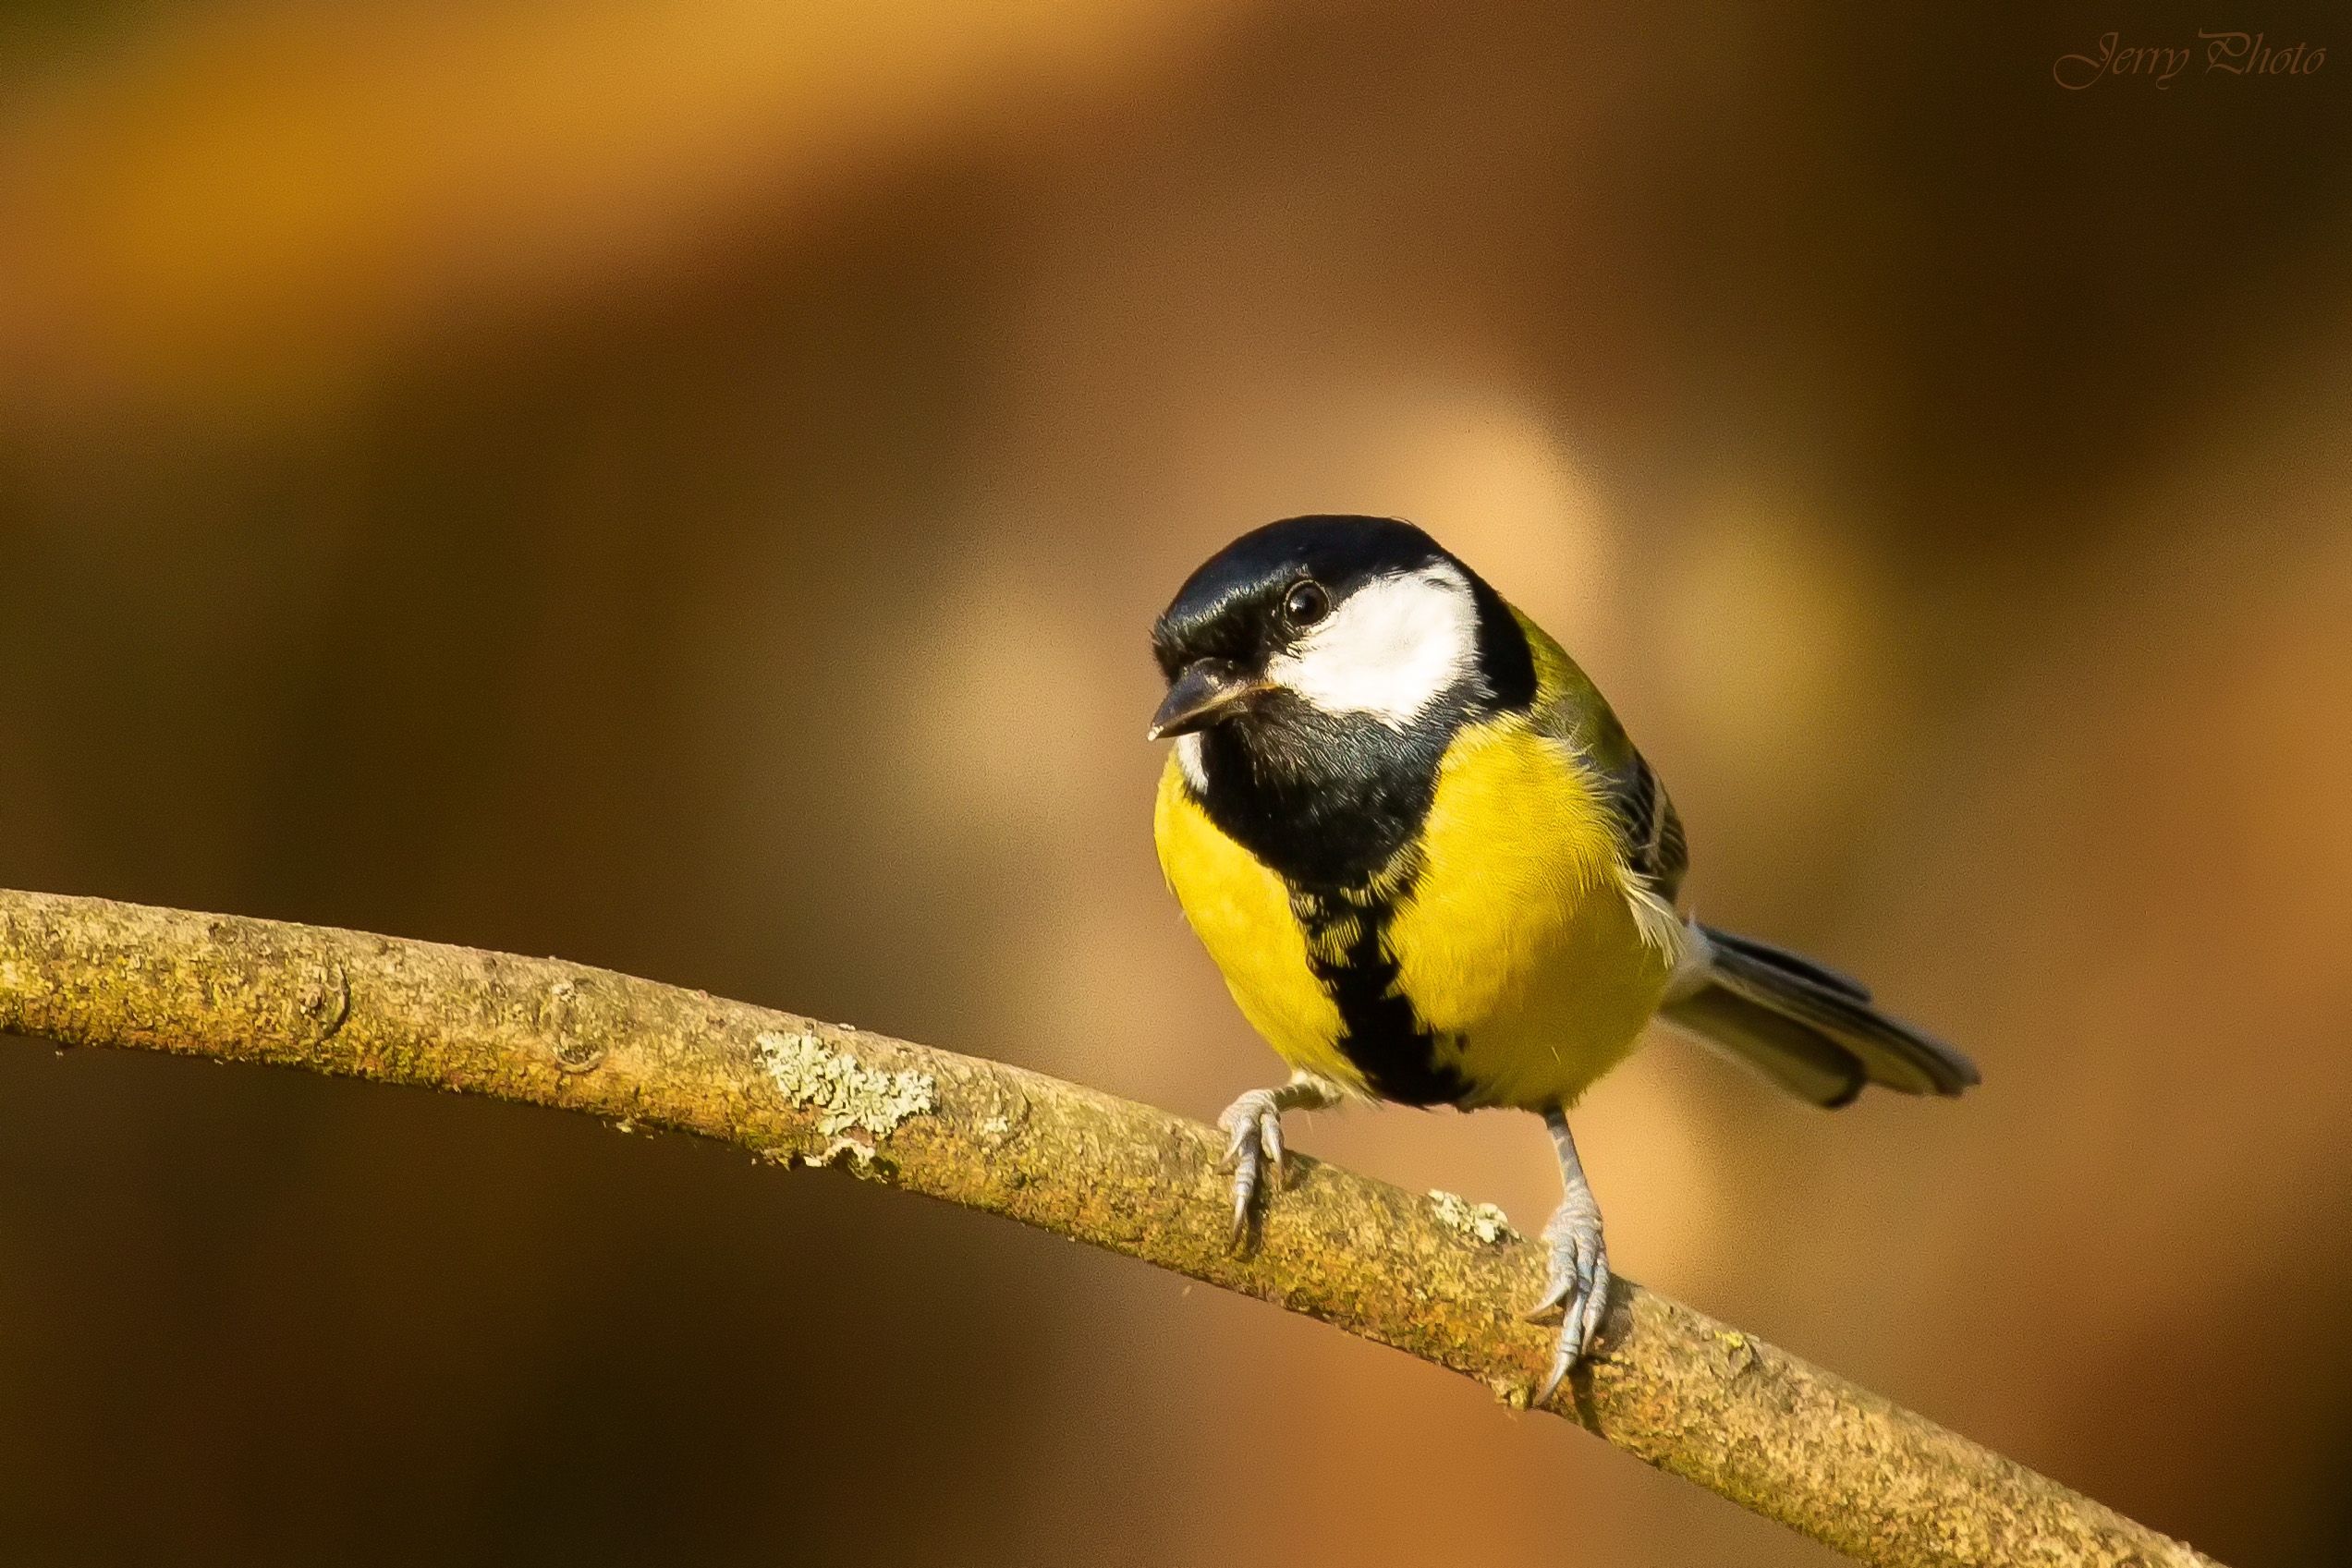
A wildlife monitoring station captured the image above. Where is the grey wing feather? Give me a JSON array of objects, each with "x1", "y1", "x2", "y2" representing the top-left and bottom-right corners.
[{"x1": 1598, "y1": 748, "x2": 1689, "y2": 906}]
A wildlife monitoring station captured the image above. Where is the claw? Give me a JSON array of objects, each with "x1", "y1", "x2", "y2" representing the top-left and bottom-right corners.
[
  {"x1": 1216, "y1": 1088, "x2": 1295, "y2": 1251},
  {"x1": 1233, "y1": 1139, "x2": 1262, "y2": 1246},
  {"x1": 1528, "y1": 1202, "x2": 1610, "y2": 1404},
  {"x1": 1579, "y1": 1254, "x2": 1612, "y2": 1359},
  {"x1": 1212, "y1": 1078, "x2": 1343, "y2": 1254},
  {"x1": 1218, "y1": 1091, "x2": 1266, "y2": 1251},
  {"x1": 1534, "y1": 1343, "x2": 1576, "y2": 1409}
]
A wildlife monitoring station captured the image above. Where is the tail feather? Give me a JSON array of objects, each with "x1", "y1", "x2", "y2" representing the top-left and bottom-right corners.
[
  {"x1": 1698, "y1": 926, "x2": 1873, "y2": 1003},
  {"x1": 1663, "y1": 923, "x2": 1979, "y2": 1108},
  {"x1": 1663, "y1": 981, "x2": 1871, "y2": 1107}
]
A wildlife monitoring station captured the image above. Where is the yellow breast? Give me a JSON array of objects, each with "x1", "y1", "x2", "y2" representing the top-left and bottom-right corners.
[
  {"x1": 1388, "y1": 717, "x2": 1675, "y2": 1108},
  {"x1": 1152, "y1": 714, "x2": 1676, "y2": 1111}
]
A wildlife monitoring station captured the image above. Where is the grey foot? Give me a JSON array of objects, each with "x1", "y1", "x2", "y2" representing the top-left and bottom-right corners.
[
  {"x1": 1216, "y1": 1088, "x2": 1290, "y2": 1247},
  {"x1": 1526, "y1": 1203, "x2": 1611, "y2": 1404}
]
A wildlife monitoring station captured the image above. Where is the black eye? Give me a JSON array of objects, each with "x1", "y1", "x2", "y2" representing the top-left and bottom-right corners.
[{"x1": 1282, "y1": 580, "x2": 1330, "y2": 626}]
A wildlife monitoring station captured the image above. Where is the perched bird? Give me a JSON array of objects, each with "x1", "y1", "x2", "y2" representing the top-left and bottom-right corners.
[{"x1": 1148, "y1": 516, "x2": 1977, "y2": 1401}]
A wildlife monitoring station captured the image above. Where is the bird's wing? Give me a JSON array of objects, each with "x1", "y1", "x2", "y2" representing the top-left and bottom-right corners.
[
  {"x1": 1508, "y1": 607, "x2": 1688, "y2": 911},
  {"x1": 1593, "y1": 744, "x2": 1688, "y2": 906}
]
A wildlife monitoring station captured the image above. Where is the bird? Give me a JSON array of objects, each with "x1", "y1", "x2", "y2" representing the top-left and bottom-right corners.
[{"x1": 1147, "y1": 515, "x2": 1978, "y2": 1403}]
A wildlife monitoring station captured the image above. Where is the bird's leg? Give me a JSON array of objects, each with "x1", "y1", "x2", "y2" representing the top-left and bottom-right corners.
[
  {"x1": 1216, "y1": 1073, "x2": 1343, "y2": 1248},
  {"x1": 1527, "y1": 1107, "x2": 1612, "y2": 1404}
]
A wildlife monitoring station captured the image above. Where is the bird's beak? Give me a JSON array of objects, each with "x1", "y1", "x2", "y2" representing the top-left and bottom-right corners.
[{"x1": 1148, "y1": 659, "x2": 1264, "y2": 740}]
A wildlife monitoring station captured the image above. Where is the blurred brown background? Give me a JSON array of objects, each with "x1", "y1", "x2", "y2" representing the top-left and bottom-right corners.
[{"x1": 3, "y1": 0, "x2": 2349, "y2": 1562}]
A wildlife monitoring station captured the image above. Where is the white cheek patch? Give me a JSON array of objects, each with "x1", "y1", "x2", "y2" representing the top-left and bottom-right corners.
[{"x1": 1265, "y1": 563, "x2": 1481, "y2": 727}]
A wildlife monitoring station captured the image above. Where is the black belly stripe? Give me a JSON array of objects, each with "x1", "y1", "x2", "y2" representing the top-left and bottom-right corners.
[{"x1": 1291, "y1": 874, "x2": 1469, "y2": 1108}]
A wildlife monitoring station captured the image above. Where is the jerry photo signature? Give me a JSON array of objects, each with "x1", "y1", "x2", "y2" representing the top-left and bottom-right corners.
[{"x1": 2054, "y1": 30, "x2": 2325, "y2": 89}]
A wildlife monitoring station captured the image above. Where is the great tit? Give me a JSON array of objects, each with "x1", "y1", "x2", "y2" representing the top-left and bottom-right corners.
[{"x1": 1148, "y1": 515, "x2": 1978, "y2": 1400}]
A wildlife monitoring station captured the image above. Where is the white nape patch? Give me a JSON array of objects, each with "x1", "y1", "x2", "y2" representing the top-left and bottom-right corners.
[
  {"x1": 1175, "y1": 731, "x2": 1209, "y2": 792},
  {"x1": 1265, "y1": 563, "x2": 1481, "y2": 727}
]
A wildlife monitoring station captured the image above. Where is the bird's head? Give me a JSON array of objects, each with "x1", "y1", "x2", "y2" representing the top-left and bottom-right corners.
[{"x1": 1148, "y1": 516, "x2": 1533, "y2": 759}]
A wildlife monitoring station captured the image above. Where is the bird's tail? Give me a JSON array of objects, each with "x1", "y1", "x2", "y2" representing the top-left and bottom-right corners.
[{"x1": 1661, "y1": 924, "x2": 1979, "y2": 1108}]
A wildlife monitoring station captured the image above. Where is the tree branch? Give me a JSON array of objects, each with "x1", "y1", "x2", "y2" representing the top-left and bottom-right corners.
[{"x1": 0, "y1": 888, "x2": 2213, "y2": 1568}]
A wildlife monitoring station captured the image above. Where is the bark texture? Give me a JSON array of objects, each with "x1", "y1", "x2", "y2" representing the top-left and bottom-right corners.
[{"x1": 0, "y1": 888, "x2": 2216, "y2": 1568}]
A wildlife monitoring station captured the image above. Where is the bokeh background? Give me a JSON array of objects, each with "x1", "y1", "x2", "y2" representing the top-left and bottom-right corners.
[{"x1": 4, "y1": 0, "x2": 2349, "y2": 1562}]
